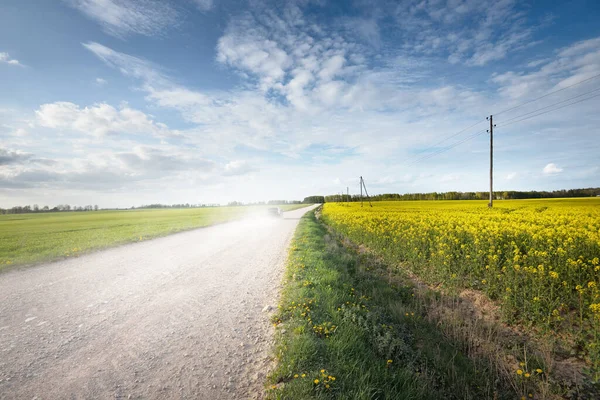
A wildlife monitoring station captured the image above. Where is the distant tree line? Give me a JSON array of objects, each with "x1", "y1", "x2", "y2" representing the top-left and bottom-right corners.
[
  {"x1": 303, "y1": 196, "x2": 325, "y2": 204},
  {"x1": 227, "y1": 200, "x2": 302, "y2": 206},
  {"x1": 1, "y1": 199, "x2": 308, "y2": 214},
  {"x1": 134, "y1": 203, "x2": 221, "y2": 209},
  {"x1": 324, "y1": 187, "x2": 600, "y2": 203},
  {"x1": 136, "y1": 200, "x2": 303, "y2": 208},
  {"x1": 1, "y1": 204, "x2": 99, "y2": 214}
]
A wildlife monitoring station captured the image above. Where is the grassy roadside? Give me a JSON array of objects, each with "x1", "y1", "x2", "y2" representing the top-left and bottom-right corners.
[
  {"x1": 267, "y1": 209, "x2": 516, "y2": 399},
  {"x1": 0, "y1": 204, "x2": 310, "y2": 270}
]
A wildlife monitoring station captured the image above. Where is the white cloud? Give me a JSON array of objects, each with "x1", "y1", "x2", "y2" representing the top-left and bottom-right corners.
[
  {"x1": 318, "y1": 55, "x2": 346, "y2": 81},
  {"x1": 0, "y1": 147, "x2": 33, "y2": 165},
  {"x1": 65, "y1": 0, "x2": 179, "y2": 37},
  {"x1": 216, "y1": 16, "x2": 292, "y2": 89},
  {"x1": 190, "y1": 0, "x2": 213, "y2": 12},
  {"x1": 96, "y1": 77, "x2": 108, "y2": 85},
  {"x1": 0, "y1": 52, "x2": 23, "y2": 66},
  {"x1": 6, "y1": 5, "x2": 598, "y2": 207},
  {"x1": 223, "y1": 160, "x2": 255, "y2": 176},
  {"x1": 543, "y1": 163, "x2": 563, "y2": 175},
  {"x1": 35, "y1": 102, "x2": 181, "y2": 138},
  {"x1": 11, "y1": 128, "x2": 29, "y2": 137}
]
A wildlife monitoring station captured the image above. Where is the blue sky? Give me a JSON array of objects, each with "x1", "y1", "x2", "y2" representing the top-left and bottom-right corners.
[{"x1": 1, "y1": 0, "x2": 599, "y2": 207}]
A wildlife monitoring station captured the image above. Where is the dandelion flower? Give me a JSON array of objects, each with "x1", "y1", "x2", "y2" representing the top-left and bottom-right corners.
[
  {"x1": 314, "y1": 379, "x2": 319, "y2": 384},
  {"x1": 517, "y1": 369, "x2": 523, "y2": 375}
]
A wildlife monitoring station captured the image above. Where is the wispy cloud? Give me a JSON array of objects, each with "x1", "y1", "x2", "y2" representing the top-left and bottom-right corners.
[
  {"x1": 393, "y1": 0, "x2": 539, "y2": 66},
  {"x1": 0, "y1": 52, "x2": 23, "y2": 67},
  {"x1": 83, "y1": 41, "x2": 168, "y2": 84},
  {"x1": 65, "y1": 0, "x2": 179, "y2": 37},
  {"x1": 491, "y1": 37, "x2": 600, "y2": 117}
]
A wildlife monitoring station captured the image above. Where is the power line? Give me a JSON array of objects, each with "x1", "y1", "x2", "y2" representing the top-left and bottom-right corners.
[
  {"x1": 498, "y1": 86, "x2": 600, "y2": 126},
  {"x1": 497, "y1": 92, "x2": 600, "y2": 129},
  {"x1": 493, "y1": 72, "x2": 600, "y2": 116},
  {"x1": 405, "y1": 129, "x2": 488, "y2": 167},
  {"x1": 402, "y1": 72, "x2": 600, "y2": 170},
  {"x1": 403, "y1": 119, "x2": 486, "y2": 164},
  {"x1": 404, "y1": 119, "x2": 485, "y2": 166}
]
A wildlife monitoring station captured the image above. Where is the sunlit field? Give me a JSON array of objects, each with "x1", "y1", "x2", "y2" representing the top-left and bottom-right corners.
[
  {"x1": 322, "y1": 199, "x2": 600, "y2": 380},
  {"x1": 0, "y1": 204, "x2": 308, "y2": 269}
]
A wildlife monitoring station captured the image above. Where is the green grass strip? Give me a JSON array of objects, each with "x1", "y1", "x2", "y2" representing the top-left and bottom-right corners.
[
  {"x1": 0, "y1": 204, "x2": 310, "y2": 269},
  {"x1": 267, "y1": 210, "x2": 515, "y2": 399}
]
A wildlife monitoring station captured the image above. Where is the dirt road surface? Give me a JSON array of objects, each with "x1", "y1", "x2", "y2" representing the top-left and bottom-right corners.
[{"x1": 0, "y1": 205, "x2": 318, "y2": 399}]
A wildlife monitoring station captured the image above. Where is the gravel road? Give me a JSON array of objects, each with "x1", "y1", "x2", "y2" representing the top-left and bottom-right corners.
[{"x1": 0, "y1": 205, "x2": 318, "y2": 400}]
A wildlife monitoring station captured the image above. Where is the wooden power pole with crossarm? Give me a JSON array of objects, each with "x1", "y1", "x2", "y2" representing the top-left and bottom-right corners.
[{"x1": 487, "y1": 115, "x2": 495, "y2": 208}]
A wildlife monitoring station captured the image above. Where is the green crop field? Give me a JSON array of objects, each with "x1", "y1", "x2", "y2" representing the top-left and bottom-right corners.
[{"x1": 0, "y1": 204, "x2": 308, "y2": 269}]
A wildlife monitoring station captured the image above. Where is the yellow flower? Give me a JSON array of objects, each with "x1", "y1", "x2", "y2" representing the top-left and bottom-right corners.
[
  {"x1": 536, "y1": 368, "x2": 543, "y2": 373},
  {"x1": 301, "y1": 374, "x2": 306, "y2": 378},
  {"x1": 517, "y1": 369, "x2": 523, "y2": 375},
  {"x1": 314, "y1": 379, "x2": 319, "y2": 384},
  {"x1": 294, "y1": 374, "x2": 298, "y2": 378},
  {"x1": 320, "y1": 369, "x2": 325, "y2": 373},
  {"x1": 525, "y1": 373, "x2": 531, "y2": 378}
]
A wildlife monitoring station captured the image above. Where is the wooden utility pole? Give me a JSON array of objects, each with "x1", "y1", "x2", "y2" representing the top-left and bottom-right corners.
[
  {"x1": 360, "y1": 176, "x2": 363, "y2": 207},
  {"x1": 359, "y1": 176, "x2": 373, "y2": 207},
  {"x1": 487, "y1": 115, "x2": 495, "y2": 208}
]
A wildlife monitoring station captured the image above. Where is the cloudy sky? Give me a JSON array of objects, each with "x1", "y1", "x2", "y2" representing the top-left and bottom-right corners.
[{"x1": 1, "y1": 0, "x2": 599, "y2": 207}]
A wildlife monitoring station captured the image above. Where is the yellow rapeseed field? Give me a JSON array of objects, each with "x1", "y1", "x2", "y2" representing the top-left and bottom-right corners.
[{"x1": 322, "y1": 198, "x2": 600, "y2": 367}]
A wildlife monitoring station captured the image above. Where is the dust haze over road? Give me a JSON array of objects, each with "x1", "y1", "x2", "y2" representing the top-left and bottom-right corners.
[{"x1": 0, "y1": 204, "x2": 319, "y2": 399}]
